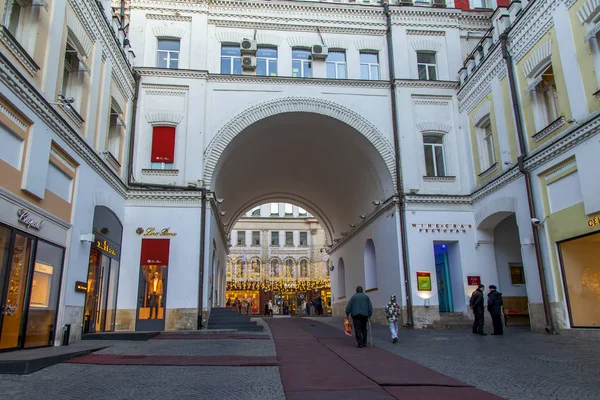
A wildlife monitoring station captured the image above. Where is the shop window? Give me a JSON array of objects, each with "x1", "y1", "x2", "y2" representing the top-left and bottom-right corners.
[
  {"x1": 270, "y1": 259, "x2": 279, "y2": 276},
  {"x1": 284, "y1": 203, "x2": 293, "y2": 216},
  {"x1": 423, "y1": 134, "x2": 446, "y2": 177},
  {"x1": 137, "y1": 239, "x2": 170, "y2": 329},
  {"x1": 558, "y1": 233, "x2": 600, "y2": 328},
  {"x1": 252, "y1": 231, "x2": 260, "y2": 246},
  {"x1": 61, "y1": 37, "x2": 88, "y2": 115},
  {"x1": 221, "y1": 45, "x2": 242, "y2": 75},
  {"x1": 257, "y1": 47, "x2": 277, "y2": 77},
  {"x1": 237, "y1": 231, "x2": 245, "y2": 246},
  {"x1": 526, "y1": 64, "x2": 561, "y2": 131},
  {"x1": 292, "y1": 48, "x2": 312, "y2": 78},
  {"x1": 360, "y1": 52, "x2": 379, "y2": 80},
  {"x1": 0, "y1": 124, "x2": 24, "y2": 170},
  {"x1": 150, "y1": 126, "x2": 175, "y2": 169},
  {"x1": 417, "y1": 51, "x2": 437, "y2": 81},
  {"x1": 271, "y1": 231, "x2": 279, "y2": 246},
  {"x1": 326, "y1": 50, "x2": 347, "y2": 79},
  {"x1": 299, "y1": 232, "x2": 308, "y2": 246},
  {"x1": 285, "y1": 231, "x2": 293, "y2": 246},
  {"x1": 510, "y1": 263, "x2": 525, "y2": 285},
  {"x1": 156, "y1": 39, "x2": 180, "y2": 69},
  {"x1": 270, "y1": 203, "x2": 279, "y2": 216}
]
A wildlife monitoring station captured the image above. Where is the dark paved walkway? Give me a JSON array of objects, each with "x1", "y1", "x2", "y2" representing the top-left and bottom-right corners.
[{"x1": 266, "y1": 318, "x2": 503, "y2": 400}]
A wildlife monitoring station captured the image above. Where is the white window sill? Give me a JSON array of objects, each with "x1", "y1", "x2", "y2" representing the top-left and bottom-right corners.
[
  {"x1": 532, "y1": 116, "x2": 565, "y2": 142},
  {"x1": 141, "y1": 168, "x2": 180, "y2": 176},
  {"x1": 103, "y1": 152, "x2": 121, "y2": 171},
  {"x1": 423, "y1": 175, "x2": 456, "y2": 182},
  {"x1": 58, "y1": 103, "x2": 85, "y2": 128}
]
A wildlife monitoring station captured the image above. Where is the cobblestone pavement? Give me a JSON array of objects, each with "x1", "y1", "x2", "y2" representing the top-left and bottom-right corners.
[{"x1": 317, "y1": 317, "x2": 600, "y2": 400}]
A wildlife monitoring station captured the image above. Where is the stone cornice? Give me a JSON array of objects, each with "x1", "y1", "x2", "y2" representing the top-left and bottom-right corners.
[
  {"x1": 458, "y1": 47, "x2": 504, "y2": 113},
  {"x1": 507, "y1": 0, "x2": 557, "y2": 64},
  {"x1": 126, "y1": 189, "x2": 203, "y2": 206},
  {"x1": 209, "y1": 74, "x2": 391, "y2": 89},
  {"x1": 395, "y1": 79, "x2": 459, "y2": 89},
  {"x1": 0, "y1": 53, "x2": 128, "y2": 198},
  {"x1": 136, "y1": 67, "x2": 209, "y2": 79}
]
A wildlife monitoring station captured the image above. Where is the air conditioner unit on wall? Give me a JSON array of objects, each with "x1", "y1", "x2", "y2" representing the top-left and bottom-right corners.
[
  {"x1": 432, "y1": 0, "x2": 446, "y2": 7},
  {"x1": 242, "y1": 55, "x2": 256, "y2": 71},
  {"x1": 240, "y1": 39, "x2": 257, "y2": 55},
  {"x1": 311, "y1": 44, "x2": 328, "y2": 60}
]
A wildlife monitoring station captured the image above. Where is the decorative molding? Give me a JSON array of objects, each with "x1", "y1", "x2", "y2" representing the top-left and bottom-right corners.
[
  {"x1": 394, "y1": 79, "x2": 458, "y2": 89},
  {"x1": 412, "y1": 95, "x2": 451, "y2": 106},
  {"x1": 215, "y1": 31, "x2": 246, "y2": 44},
  {"x1": 153, "y1": 26, "x2": 186, "y2": 39},
  {"x1": 458, "y1": 47, "x2": 504, "y2": 113},
  {"x1": 477, "y1": 162, "x2": 499, "y2": 180},
  {"x1": 474, "y1": 196, "x2": 517, "y2": 228},
  {"x1": 147, "y1": 13, "x2": 193, "y2": 22},
  {"x1": 256, "y1": 33, "x2": 283, "y2": 46},
  {"x1": 411, "y1": 39, "x2": 442, "y2": 52},
  {"x1": 59, "y1": 104, "x2": 85, "y2": 128},
  {"x1": 203, "y1": 97, "x2": 396, "y2": 189},
  {"x1": 323, "y1": 36, "x2": 351, "y2": 50},
  {"x1": 0, "y1": 103, "x2": 27, "y2": 130},
  {"x1": 407, "y1": 29, "x2": 446, "y2": 36},
  {"x1": 544, "y1": 159, "x2": 577, "y2": 181},
  {"x1": 145, "y1": 112, "x2": 184, "y2": 125},
  {"x1": 141, "y1": 168, "x2": 180, "y2": 176},
  {"x1": 0, "y1": 27, "x2": 40, "y2": 76},
  {"x1": 532, "y1": 116, "x2": 565, "y2": 142},
  {"x1": 423, "y1": 176, "x2": 456, "y2": 182},
  {"x1": 66, "y1": 5, "x2": 94, "y2": 57},
  {"x1": 136, "y1": 67, "x2": 209, "y2": 79},
  {"x1": 576, "y1": 0, "x2": 600, "y2": 24},
  {"x1": 354, "y1": 38, "x2": 384, "y2": 51},
  {"x1": 50, "y1": 148, "x2": 77, "y2": 173},
  {"x1": 103, "y1": 151, "x2": 121, "y2": 171},
  {"x1": 287, "y1": 35, "x2": 318, "y2": 48},
  {"x1": 416, "y1": 121, "x2": 451, "y2": 133},
  {"x1": 521, "y1": 40, "x2": 552, "y2": 79},
  {"x1": 126, "y1": 190, "x2": 203, "y2": 207},
  {"x1": 472, "y1": 100, "x2": 491, "y2": 127},
  {"x1": 208, "y1": 73, "x2": 390, "y2": 89},
  {"x1": 145, "y1": 89, "x2": 188, "y2": 96},
  {"x1": 508, "y1": 0, "x2": 557, "y2": 64}
]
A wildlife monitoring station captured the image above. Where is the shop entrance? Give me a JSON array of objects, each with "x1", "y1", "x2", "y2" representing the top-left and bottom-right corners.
[
  {"x1": 83, "y1": 249, "x2": 119, "y2": 333},
  {"x1": 434, "y1": 243, "x2": 454, "y2": 313},
  {"x1": 136, "y1": 238, "x2": 171, "y2": 331},
  {"x1": 0, "y1": 225, "x2": 65, "y2": 351}
]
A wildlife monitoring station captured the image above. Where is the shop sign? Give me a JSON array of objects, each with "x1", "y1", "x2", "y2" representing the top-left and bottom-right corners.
[
  {"x1": 588, "y1": 216, "x2": 600, "y2": 228},
  {"x1": 75, "y1": 281, "x2": 88, "y2": 293},
  {"x1": 96, "y1": 240, "x2": 117, "y2": 256},
  {"x1": 411, "y1": 223, "x2": 472, "y2": 233},
  {"x1": 417, "y1": 272, "x2": 432, "y2": 291},
  {"x1": 467, "y1": 276, "x2": 481, "y2": 286},
  {"x1": 17, "y1": 209, "x2": 44, "y2": 230},
  {"x1": 137, "y1": 227, "x2": 177, "y2": 237}
]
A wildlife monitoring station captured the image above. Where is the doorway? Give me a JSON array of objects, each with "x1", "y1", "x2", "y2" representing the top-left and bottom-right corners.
[
  {"x1": 83, "y1": 249, "x2": 120, "y2": 333},
  {"x1": 434, "y1": 243, "x2": 454, "y2": 313},
  {"x1": 136, "y1": 264, "x2": 168, "y2": 331}
]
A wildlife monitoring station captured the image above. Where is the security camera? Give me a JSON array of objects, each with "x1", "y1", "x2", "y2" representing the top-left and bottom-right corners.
[{"x1": 531, "y1": 218, "x2": 541, "y2": 226}]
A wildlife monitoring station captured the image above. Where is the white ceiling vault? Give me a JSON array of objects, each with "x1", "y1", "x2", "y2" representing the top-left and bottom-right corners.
[{"x1": 211, "y1": 112, "x2": 396, "y2": 242}]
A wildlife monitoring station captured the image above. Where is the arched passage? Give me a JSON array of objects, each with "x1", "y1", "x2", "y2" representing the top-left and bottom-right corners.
[
  {"x1": 338, "y1": 257, "x2": 346, "y2": 298},
  {"x1": 364, "y1": 238, "x2": 377, "y2": 291}
]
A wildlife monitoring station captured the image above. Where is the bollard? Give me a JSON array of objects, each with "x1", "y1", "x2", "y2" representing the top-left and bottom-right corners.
[{"x1": 62, "y1": 324, "x2": 71, "y2": 346}]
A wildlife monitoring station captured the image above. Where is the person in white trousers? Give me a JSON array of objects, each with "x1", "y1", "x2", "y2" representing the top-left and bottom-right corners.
[{"x1": 385, "y1": 294, "x2": 400, "y2": 343}]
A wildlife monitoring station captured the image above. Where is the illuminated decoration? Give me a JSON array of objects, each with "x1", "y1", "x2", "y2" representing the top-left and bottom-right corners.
[
  {"x1": 581, "y1": 267, "x2": 600, "y2": 295},
  {"x1": 417, "y1": 272, "x2": 432, "y2": 291},
  {"x1": 226, "y1": 254, "x2": 331, "y2": 292},
  {"x1": 96, "y1": 240, "x2": 117, "y2": 256}
]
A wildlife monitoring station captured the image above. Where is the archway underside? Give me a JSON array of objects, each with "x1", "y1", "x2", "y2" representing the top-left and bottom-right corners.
[{"x1": 211, "y1": 112, "x2": 395, "y2": 243}]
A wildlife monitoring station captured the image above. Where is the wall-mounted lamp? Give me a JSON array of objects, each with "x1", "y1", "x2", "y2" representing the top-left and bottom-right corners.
[
  {"x1": 424, "y1": 298, "x2": 431, "y2": 307},
  {"x1": 80, "y1": 233, "x2": 94, "y2": 243},
  {"x1": 409, "y1": 188, "x2": 419, "y2": 194},
  {"x1": 220, "y1": 211, "x2": 226, "y2": 216}
]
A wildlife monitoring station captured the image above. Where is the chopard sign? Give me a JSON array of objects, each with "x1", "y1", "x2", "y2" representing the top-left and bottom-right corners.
[{"x1": 17, "y1": 209, "x2": 44, "y2": 230}]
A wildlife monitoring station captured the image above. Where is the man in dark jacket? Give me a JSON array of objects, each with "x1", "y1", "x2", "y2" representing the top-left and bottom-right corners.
[
  {"x1": 487, "y1": 285, "x2": 503, "y2": 335},
  {"x1": 345, "y1": 286, "x2": 373, "y2": 348},
  {"x1": 469, "y1": 284, "x2": 487, "y2": 336}
]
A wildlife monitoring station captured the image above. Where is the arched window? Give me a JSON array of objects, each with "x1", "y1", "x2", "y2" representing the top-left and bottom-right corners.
[
  {"x1": 300, "y1": 259, "x2": 309, "y2": 278},
  {"x1": 423, "y1": 134, "x2": 446, "y2": 177},
  {"x1": 285, "y1": 259, "x2": 295, "y2": 278},
  {"x1": 364, "y1": 238, "x2": 377, "y2": 291},
  {"x1": 251, "y1": 258, "x2": 261, "y2": 274},
  {"x1": 236, "y1": 259, "x2": 244, "y2": 278},
  {"x1": 338, "y1": 257, "x2": 346, "y2": 298},
  {"x1": 270, "y1": 259, "x2": 280, "y2": 277}
]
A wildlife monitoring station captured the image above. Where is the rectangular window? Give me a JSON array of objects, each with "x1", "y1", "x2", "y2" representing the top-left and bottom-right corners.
[
  {"x1": 46, "y1": 162, "x2": 73, "y2": 202},
  {"x1": 270, "y1": 203, "x2": 279, "y2": 216},
  {"x1": 509, "y1": 263, "x2": 525, "y2": 285},
  {"x1": 539, "y1": 66, "x2": 560, "y2": 124},
  {"x1": 292, "y1": 48, "x2": 312, "y2": 78},
  {"x1": 483, "y1": 124, "x2": 495, "y2": 168},
  {"x1": 61, "y1": 39, "x2": 88, "y2": 114},
  {"x1": 252, "y1": 231, "x2": 260, "y2": 246},
  {"x1": 417, "y1": 52, "x2": 437, "y2": 81},
  {"x1": 221, "y1": 45, "x2": 242, "y2": 75},
  {"x1": 360, "y1": 52, "x2": 379, "y2": 80},
  {"x1": 157, "y1": 39, "x2": 180, "y2": 69},
  {"x1": 472, "y1": 0, "x2": 491, "y2": 8},
  {"x1": 237, "y1": 231, "x2": 245, "y2": 246},
  {"x1": 284, "y1": 203, "x2": 293, "y2": 216},
  {"x1": 107, "y1": 106, "x2": 123, "y2": 161},
  {"x1": 299, "y1": 232, "x2": 308, "y2": 246},
  {"x1": 150, "y1": 126, "x2": 175, "y2": 169},
  {"x1": 423, "y1": 135, "x2": 446, "y2": 177},
  {"x1": 285, "y1": 232, "x2": 293, "y2": 246},
  {"x1": 0, "y1": 124, "x2": 24, "y2": 170},
  {"x1": 257, "y1": 47, "x2": 278, "y2": 77},
  {"x1": 271, "y1": 231, "x2": 279, "y2": 246},
  {"x1": 326, "y1": 51, "x2": 347, "y2": 79}
]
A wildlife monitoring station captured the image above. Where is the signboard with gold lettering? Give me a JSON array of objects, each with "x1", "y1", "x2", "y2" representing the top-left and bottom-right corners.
[
  {"x1": 75, "y1": 281, "x2": 88, "y2": 293},
  {"x1": 588, "y1": 216, "x2": 600, "y2": 228},
  {"x1": 136, "y1": 227, "x2": 177, "y2": 237}
]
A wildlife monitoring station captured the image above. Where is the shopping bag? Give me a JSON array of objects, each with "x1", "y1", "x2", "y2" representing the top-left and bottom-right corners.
[{"x1": 344, "y1": 317, "x2": 353, "y2": 336}]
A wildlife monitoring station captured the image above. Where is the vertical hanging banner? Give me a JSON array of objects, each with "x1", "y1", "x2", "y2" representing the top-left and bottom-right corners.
[{"x1": 417, "y1": 272, "x2": 432, "y2": 291}]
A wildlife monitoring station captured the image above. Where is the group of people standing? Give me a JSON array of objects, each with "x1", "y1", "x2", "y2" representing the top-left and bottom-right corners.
[
  {"x1": 301, "y1": 296, "x2": 324, "y2": 316},
  {"x1": 470, "y1": 284, "x2": 504, "y2": 336},
  {"x1": 227, "y1": 297, "x2": 254, "y2": 315}
]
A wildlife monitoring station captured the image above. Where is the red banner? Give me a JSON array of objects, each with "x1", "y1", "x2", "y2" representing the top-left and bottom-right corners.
[
  {"x1": 140, "y1": 238, "x2": 170, "y2": 265},
  {"x1": 151, "y1": 126, "x2": 176, "y2": 163},
  {"x1": 467, "y1": 276, "x2": 481, "y2": 286}
]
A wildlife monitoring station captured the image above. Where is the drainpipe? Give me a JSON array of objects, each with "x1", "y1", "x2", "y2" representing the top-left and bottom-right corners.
[
  {"x1": 500, "y1": 33, "x2": 554, "y2": 333},
  {"x1": 197, "y1": 190, "x2": 207, "y2": 329},
  {"x1": 383, "y1": 0, "x2": 414, "y2": 327}
]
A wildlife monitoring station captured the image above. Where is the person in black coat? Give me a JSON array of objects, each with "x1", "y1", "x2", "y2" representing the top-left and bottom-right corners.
[
  {"x1": 487, "y1": 285, "x2": 504, "y2": 335},
  {"x1": 469, "y1": 284, "x2": 487, "y2": 336}
]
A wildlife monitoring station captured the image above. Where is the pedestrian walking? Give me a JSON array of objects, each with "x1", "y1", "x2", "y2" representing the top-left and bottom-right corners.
[
  {"x1": 235, "y1": 297, "x2": 241, "y2": 313},
  {"x1": 268, "y1": 299, "x2": 273, "y2": 316},
  {"x1": 301, "y1": 300, "x2": 307, "y2": 315},
  {"x1": 469, "y1": 284, "x2": 487, "y2": 336},
  {"x1": 345, "y1": 286, "x2": 373, "y2": 348},
  {"x1": 385, "y1": 294, "x2": 400, "y2": 343},
  {"x1": 487, "y1": 285, "x2": 504, "y2": 335},
  {"x1": 241, "y1": 297, "x2": 248, "y2": 315}
]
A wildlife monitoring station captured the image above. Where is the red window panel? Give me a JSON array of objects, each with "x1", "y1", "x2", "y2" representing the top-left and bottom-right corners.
[
  {"x1": 151, "y1": 126, "x2": 176, "y2": 163},
  {"x1": 140, "y1": 238, "x2": 170, "y2": 266}
]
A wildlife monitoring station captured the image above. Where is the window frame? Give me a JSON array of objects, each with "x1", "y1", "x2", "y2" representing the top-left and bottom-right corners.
[
  {"x1": 285, "y1": 231, "x2": 294, "y2": 246},
  {"x1": 299, "y1": 232, "x2": 308, "y2": 246},
  {"x1": 292, "y1": 48, "x2": 312, "y2": 78},
  {"x1": 422, "y1": 134, "x2": 446, "y2": 177},
  {"x1": 150, "y1": 125, "x2": 176, "y2": 170},
  {"x1": 270, "y1": 203, "x2": 279, "y2": 216},
  {"x1": 237, "y1": 231, "x2": 246, "y2": 246},
  {"x1": 417, "y1": 51, "x2": 437, "y2": 81},
  {"x1": 271, "y1": 231, "x2": 279, "y2": 246},
  {"x1": 251, "y1": 231, "x2": 261, "y2": 246},
  {"x1": 528, "y1": 64, "x2": 561, "y2": 131},
  {"x1": 359, "y1": 52, "x2": 380, "y2": 80},
  {"x1": 256, "y1": 46, "x2": 278, "y2": 77},
  {"x1": 61, "y1": 38, "x2": 88, "y2": 114},
  {"x1": 475, "y1": 117, "x2": 496, "y2": 172},
  {"x1": 106, "y1": 105, "x2": 123, "y2": 162},
  {"x1": 326, "y1": 50, "x2": 347, "y2": 79},
  {"x1": 220, "y1": 44, "x2": 242, "y2": 75},
  {"x1": 156, "y1": 39, "x2": 180, "y2": 69}
]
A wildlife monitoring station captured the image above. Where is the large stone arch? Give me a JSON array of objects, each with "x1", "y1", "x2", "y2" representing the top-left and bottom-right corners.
[
  {"x1": 475, "y1": 196, "x2": 518, "y2": 230},
  {"x1": 203, "y1": 97, "x2": 397, "y2": 189}
]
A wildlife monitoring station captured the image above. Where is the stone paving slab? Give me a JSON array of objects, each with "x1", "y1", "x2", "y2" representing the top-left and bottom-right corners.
[
  {"x1": 152, "y1": 334, "x2": 270, "y2": 340},
  {"x1": 67, "y1": 354, "x2": 278, "y2": 366}
]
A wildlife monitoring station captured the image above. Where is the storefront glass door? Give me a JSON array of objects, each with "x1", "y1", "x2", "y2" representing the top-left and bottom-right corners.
[
  {"x1": 84, "y1": 249, "x2": 120, "y2": 334},
  {"x1": 0, "y1": 233, "x2": 33, "y2": 350},
  {"x1": 136, "y1": 264, "x2": 168, "y2": 331}
]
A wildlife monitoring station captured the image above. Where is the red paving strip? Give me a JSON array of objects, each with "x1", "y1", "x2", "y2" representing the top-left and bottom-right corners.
[
  {"x1": 152, "y1": 334, "x2": 270, "y2": 340},
  {"x1": 266, "y1": 318, "x2": 505, "y2": 400},
  {"x1": 65, "y1": 354, "x2": 278, "y2": 367}
]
